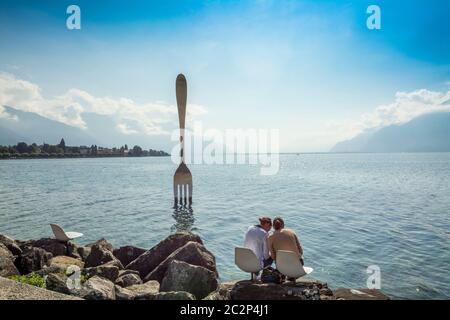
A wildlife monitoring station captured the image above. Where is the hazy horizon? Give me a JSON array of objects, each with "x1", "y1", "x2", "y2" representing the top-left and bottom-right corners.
[{"x1": 0, "y1": 0, "x2": 449, "y2": 152}]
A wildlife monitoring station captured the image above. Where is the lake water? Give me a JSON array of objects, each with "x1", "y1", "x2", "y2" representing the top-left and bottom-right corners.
[{"x1": 1, "y1": 153, "x2": 449, "y2": 299}]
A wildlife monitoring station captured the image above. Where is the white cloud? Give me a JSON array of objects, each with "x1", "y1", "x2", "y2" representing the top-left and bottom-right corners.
[
  {"x1": 0, "y1": 105, "x2": 18, "y2": 121},
  {"x1": 328, "y1": 88, "x2": 450, "y2": 142},
  {"x1": 287, "y1": 87, "x2": 450, "y2": 152},
  {"x1": 116, "y1": 123, "x2": 139, "y2": 135},
  {"x1": 0, "y1": 72, "x2": 207, "y2": 135}
]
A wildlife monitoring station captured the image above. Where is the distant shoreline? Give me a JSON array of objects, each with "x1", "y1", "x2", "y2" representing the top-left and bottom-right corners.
[
  {"x1": 0, "y1": 139, "x2": 170, "y2": 160},
  {"x1": 0, "y1": 154, "x2": 170, "y2": 160}
]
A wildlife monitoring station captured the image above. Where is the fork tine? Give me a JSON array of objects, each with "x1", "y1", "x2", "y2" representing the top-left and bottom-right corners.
[
  {"x1": 183, "y1": 184, "x2": 187, "y2": 206},
  {"x1": 188, "y1": 183, "x2": 193, "y2": 206},
  {"x1": 173, "y1": 184, "x2": 179, "y2": 207}
]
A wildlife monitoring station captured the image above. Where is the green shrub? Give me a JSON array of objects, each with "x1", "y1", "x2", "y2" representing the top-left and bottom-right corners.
[
  {"x1": 9, "y1": 273, "x2": 46, "y2": 288},
  {"x1": 80, "y1": 274, "x2": 88, "y2": 284}
]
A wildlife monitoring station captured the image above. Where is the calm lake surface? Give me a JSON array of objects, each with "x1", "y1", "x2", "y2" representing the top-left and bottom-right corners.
[{"x1": 1, "y1": 153, "x2": 449, "y2": 299}]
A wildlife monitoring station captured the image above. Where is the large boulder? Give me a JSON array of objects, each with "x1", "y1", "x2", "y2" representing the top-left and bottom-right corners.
[
  {"x1": 144, "y1": 241, "x2": 217, "y2": 283},
  {"x1": 77, "y1": 246, "x2": 91, "y2": 261},
  {"x1": 0, "y1": 243, "x2": 20, "y2": 277},
  {"x1": 66, "y1": 242, "x2": 82, "y2": 260},
  {"x1": 23, "y1": 238, "x2": 67, "y2": 257},
  {"x1": 0, "y1": 234, "x2": 22, "y2": 256},
  {"x1": 118, "y1": 269, "x2": 141, "y2": 277},
  {"x1": 75, "y1": 275, "x2": 115, "y2": 300},
  {"x1": 115, "y1": 272, "x2": 142, "y2": 287},
  {"x1": 125, "y1": 281, "x2": 160, "y2": 299},
  {"x1": 147, "y1": 291, "x2": 196, "y2": 300},
  {"x1": 203, "y1": 281, "x2": 237, "y2": 300},
  {"x1": 333, "y1": 288, "x2": 390, "y2": 300},
  {"x1": 116, "y1": 286, "x2": 194, "y2": 301},
  {"x1": 160, "y1": 260, "x2": 218, "y2": 299},
  {"x1": 45, "y1": 273, "x2": 70, "y2": 295},
  {"x1": 126, "y1": 233, "x2": 203, "y2": 278},
  {"x1": 34, "y1": 265, "x2": 63, "y2": 276},
  {"x1": 113, "y1": 246, "x2": 146, "y2": 267},
  {"x1": 0, "y1": 276, "x2": 82, "y2": 300},
  {"x1": 114, "y1": 281, "x2": 159, "y2": 300},
  {"x1": 114, "y1": 285, "x2": 135, "y2": 300},
  {"x1": 87, "y1": 238, "x2": 113, "y2": 252},
  {"x1": 83, "y1": 263, "x2": 120, "y2": 282},
  {"x1": 15, "y1": 247, "x2": 52, "y2": 274},
  {"x1": 50, "y1": 256, "x2": 84, "y2": 271},
  {"x1": 84, "y1": 240, "x2": 123, "y2": 268},
  {"x1": 229, "y1": 280, "x2": 323, "y2": 300}
]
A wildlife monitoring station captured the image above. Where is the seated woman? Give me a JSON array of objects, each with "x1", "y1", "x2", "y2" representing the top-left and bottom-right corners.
[{"x1": 267, "y1": 217, "x2": 304, "y2": 266}]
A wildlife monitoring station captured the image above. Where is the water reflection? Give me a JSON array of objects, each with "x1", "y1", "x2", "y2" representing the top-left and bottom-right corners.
[{"x1": 171, "y1": 206, "x2": 196, "y2": 233}]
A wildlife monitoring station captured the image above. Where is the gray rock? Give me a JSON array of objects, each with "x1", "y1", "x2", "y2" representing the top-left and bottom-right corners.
[
  {"x1": 118, "y1": 269, "x2": 140, "y2": 277},
  {"x1": 76, "y1": 275, "x2": 116, "y2": 300},
  {"x1": 0, "y1": 276, "x2": 82, "y2": 300},
  {"x1": 0, "y1": 234, "x2": 16, "y2": 246},
  {"x1": 115, "y1": 272, "x2": 142, "y2": 287},
  {"x1": 161, "y1": 260, "x2": 218, "y2": 299},
  {"x1": 144, "y1": 241, "x2": 217, "y2": 283},
  {"x1": 126, "y1": 232, "x2": 203, "y2": 278},
  {"x1": 49, "y1": 255, "x2": 84, "y2": 271},
  {"x1": 83, "y1": 264, "x2": 120, "y2": 282},
  {"x1": 15, "y1": 247, "x2": 53, "y2": 274},
  {"x1": 147, "y1": 291, "x2": 196, "y2": 300},
  {"x1": 84, "y1": 241, "x2": 122, "y2": 268},
  {"x1": 23, "y1": 238, "x2": 67, "y2": 257},
  {"x1": 114, "y1": 285, "x2": 135, "y2": 300},
  {"x1": 34, "y1": 265, "x2": 63, "y2": 276},
  {"x1": 0, "y1": 243, "x2": 20, "y2": 277},
  {"x1": 229, "y1": 280, "x2": 323, "y2": 300},
  {"x1": 46, "y1": 273, "x2": 70, "y2": 295},
  {"x1": 0, "y1": 234, "x2": 22, "y2": 256},
  {"x1": 113, "y1": 245, "x2": 146, "y2": 267},
  {"x1": 77, "y1": 246, "x2": 91, "y2": 261},
  {"x1": 203, "y1": 281, "x2": 237, "y2": 300},
  {"x1": 102, "y1": 259, "x2": 124, "y2": 270},
  {"x1": 126, "y1": 281, "x2": 160, "y2": 299},
  {"x1": 333, "y1": 288, "x2": 390, "y2": 300},
  {"x1": 87, "y1": 238, "x2": 113, "y2": 252},
  {"x1": 66, "y1": 242, "x2": 82, "y2": 260}
]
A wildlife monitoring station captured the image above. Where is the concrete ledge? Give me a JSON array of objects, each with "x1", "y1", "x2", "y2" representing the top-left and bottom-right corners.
[
  {"x1": 0, "y1": 277, "x2": 83, "y2": 300},
  {"x1": 334, "y1": 288, "x2": 390, "y2": 300}
]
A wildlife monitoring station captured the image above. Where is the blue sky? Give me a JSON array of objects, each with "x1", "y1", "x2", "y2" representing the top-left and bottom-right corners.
[{"x1": 0, "y1": 0, "x2": 449, "y2": 151}]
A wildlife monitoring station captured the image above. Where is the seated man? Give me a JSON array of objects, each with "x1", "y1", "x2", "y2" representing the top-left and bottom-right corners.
[
  {"x1": 268, "y1": 217, "x2": 304, "y2": 266},
  {"x1": 244, "y1": 217, "x2": 273, "y2": 268}
]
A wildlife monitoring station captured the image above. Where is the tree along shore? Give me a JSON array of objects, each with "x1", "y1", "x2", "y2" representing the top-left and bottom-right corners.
[{"x1": 0, "y1": 139, "x2": 170, "y2": 159}]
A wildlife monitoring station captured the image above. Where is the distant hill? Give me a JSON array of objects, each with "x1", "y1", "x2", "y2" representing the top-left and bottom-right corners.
[
  {"x1": 330, "y1": 111, "x2": 450, "y2": 153},
  {"x1": 0, "y1": 106, "x2": 171, "y2": 150},
  {"x1": 0, "y1": 106, "x2": 99, "y2": 146}
]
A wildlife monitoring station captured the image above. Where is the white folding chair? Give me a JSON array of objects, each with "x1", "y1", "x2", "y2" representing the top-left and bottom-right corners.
[
  {"x1": 235, "y1": 247, "x2": 262, "y2": 281},
  {"x1": 50, "y1": 224, "x2": 83, "y2": 242},
  {"x1": 276, "y1": 250, "x2": 313, "y2": 283}
]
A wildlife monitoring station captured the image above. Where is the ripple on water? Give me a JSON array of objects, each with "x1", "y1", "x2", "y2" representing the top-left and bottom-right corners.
[{"x1": 0, "y1": 154, "x2": 449, "y2": 299}]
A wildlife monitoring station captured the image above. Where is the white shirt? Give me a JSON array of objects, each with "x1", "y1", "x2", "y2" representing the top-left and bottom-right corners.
[{"x1": 244, "y1": 225, "x2": 270, "y2": 267}]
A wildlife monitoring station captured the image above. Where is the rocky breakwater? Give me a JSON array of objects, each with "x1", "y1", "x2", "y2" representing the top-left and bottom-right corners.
[
  {"x1": 0, "y1": 232, "x2": 389, "y2": 300},
  {"x1": 0, "y1": 232, "x2": 219, "y2": 300}
]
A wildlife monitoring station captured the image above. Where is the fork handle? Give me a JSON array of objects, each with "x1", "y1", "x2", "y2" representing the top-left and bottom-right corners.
[{"x1": 176, "y1": 74, "x2": 187, "y2": 162}]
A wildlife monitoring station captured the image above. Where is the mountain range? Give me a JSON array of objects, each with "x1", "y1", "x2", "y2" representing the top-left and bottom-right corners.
[
  {"x1": 0, "y1": 106, "x2": 170, "y2": 150},
  {"x1": 330, "y1": 111, "x2": 450, "y2": 153},
  {"x1": 1, "y1": 106, "x2": 449, "y2": 153}
]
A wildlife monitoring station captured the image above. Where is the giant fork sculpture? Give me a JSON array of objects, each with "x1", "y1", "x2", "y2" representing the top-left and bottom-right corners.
[{"x1": 173, "y1": 74, "x2": 193, "y2": 207}]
